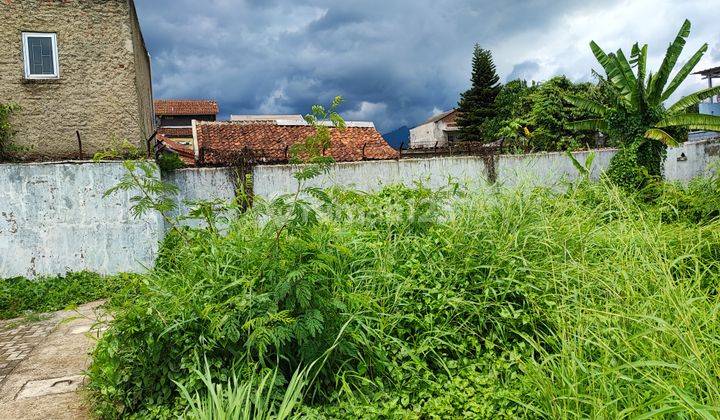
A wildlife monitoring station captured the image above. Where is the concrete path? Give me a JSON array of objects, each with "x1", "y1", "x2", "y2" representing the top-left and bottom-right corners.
[{"x1": 0, "y1": 301, "x2": 107, "y2": 420}]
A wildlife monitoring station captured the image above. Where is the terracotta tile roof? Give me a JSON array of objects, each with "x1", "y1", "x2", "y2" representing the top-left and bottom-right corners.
[
  {"x1": 194, "y1": 121, "x2": 399, "y2": 165},
  {"x1": 154, "y1": 99, "x2": 219, "y2": 116},
  {"x1": 156, "y1": 134, "x2": 195, "y2": 166},
  {"x1": 158, "y1": 126, "x2": 193, "y2": 138}
]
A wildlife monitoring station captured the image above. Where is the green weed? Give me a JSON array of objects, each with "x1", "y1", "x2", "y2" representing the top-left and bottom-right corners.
[
  {"x1": 0, "y1": 272, "x2": 134, "y2": 320},
  {"x1": 87, "y1": 172, "x2": 720, "y2": 418}
]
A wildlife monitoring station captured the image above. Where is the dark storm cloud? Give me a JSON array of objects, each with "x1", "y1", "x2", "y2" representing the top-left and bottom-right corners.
[{"x1": 134, "y1": 0, "x2": 711, "y2": 133}]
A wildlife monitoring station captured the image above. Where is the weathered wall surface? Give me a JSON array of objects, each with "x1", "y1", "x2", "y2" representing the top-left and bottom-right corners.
[
  {"x1": 496, "y1": 149, "x2": 615, "y2": 187},
  {"x1": 253, "y1": 156, "x2": 492, "y2": 201},
  {"x1": 128, "y1": 0, "x2": 155, "y2": 144},
  {"x1": 409, "y1": 112, "x2": 458, "y2": 149},
  {"x1": 0, "y1": 162, "x2": 163, "y2": 279},
  {"x1": 253, "y1": 139, "x2": 720, "y2": 200},
  {"x1": 1, "y1": 139, "x2": 717, "y2": 279},
  {"x1": 409, "y1": 122, "x2": 444, "y2": 149},
  {"x1": 163, "y1": 167, "x2": 237, "y2": 227},
  {"x1": 665, "y1": 138, "x2": 719, "y2": 181},
  {"x1": 0, "y1": 0, "x2": 153, "y2": 159}
]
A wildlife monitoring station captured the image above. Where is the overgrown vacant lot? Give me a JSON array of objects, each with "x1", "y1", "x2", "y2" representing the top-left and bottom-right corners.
[{"x1": 87, "y1": 175, "x2": 720, "y2": 419}]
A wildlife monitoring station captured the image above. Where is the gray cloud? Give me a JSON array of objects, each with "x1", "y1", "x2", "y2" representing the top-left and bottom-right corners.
[
  {"x1": 135, "y1": 0, "x2": 717, "y2": 133},
  {"x1": 507, "y1": 61, "x2": 541, "y2": 82},
  {"x1": 711, "y1": 41, "x2": 720, "y2": 63}
]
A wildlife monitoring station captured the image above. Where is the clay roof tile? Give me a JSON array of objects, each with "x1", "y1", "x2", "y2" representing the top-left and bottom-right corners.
[{"x1": 155, "y1": 99, "x2": 219, "y2": 116}]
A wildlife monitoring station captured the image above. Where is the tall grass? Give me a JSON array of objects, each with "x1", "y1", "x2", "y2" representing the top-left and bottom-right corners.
[
  {"x1": 177, "y1": 362, "x2": 309, "y2": 420},
  {"x1": 519, "y1": 188, "x2": 720, "y2": 418},
  {"x1": 87, "y1": 173, "x2": 720, "y2": 418}
]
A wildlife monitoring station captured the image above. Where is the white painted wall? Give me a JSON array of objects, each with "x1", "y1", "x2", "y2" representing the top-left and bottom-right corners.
[
  {"x1": 253, "y1": 139, "x2": 720, "y2": 200},
  {"x1": 253, "y1": 156, "x2": 492, "y2": 200},
  {"x1": 496, "y1": 149, "x2": 615, "y2": 187},
  {"x1": 0, "y1": 162, "x2": 164, "y2": 279},
  {"x1": 665, "y1": 139, "x2": 719, "y2": 181},
  {"x1": 163, "y1": 167, "x2": 237, "y2": 227},
  {"x1": 410, "y1": 121, "x2": 453, "y2": 149},
  {"x1": 1, "y1": 138, "x2": 716, "y2": 279},
  {"x1": 409, "y1": 121, "x2": 439, "y2": 149}
]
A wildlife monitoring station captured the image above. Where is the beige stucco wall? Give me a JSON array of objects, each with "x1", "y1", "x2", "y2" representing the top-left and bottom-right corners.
[
  {"x1": 128, "y1": 0, "x2": 154, "y2": 144},
  {"x1": 0, "y1": 0, "x2": 154, "y2": 160}
]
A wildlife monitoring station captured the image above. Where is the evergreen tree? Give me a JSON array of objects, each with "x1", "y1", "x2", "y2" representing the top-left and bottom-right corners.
[{"x1": 457, "y1": 45, "x2": 501, "y2": 141}]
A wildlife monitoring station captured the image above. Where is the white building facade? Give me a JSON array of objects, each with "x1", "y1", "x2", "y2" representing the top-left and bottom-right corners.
[{"x1": 409, "y1": 109, "x2": 461, "y2": 149}]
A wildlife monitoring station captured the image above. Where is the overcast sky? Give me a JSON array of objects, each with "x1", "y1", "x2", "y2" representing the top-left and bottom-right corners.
[{"x1": 135, "y1": 0, "x2": 719, "y2": 133}]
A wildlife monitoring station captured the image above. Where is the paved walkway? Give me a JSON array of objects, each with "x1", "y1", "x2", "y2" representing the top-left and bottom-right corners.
[
  {"x1": 0, "y1": 317, "x2": 56, "y2": 387},
  {"x1": 0, "y1": 301, "x2": 107, "y2": 420}
]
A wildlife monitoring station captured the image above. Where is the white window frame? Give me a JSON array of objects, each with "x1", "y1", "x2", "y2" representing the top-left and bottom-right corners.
[{"x1": 22, "y1": 32, "x2": 60, "y2": 80}]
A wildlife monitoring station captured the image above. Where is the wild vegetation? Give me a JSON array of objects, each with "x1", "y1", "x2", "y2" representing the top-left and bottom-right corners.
[
  {"x1": 0, "y1": 272, "x2": 132, "y2": 320},
  {"x1": 0, "y1": 102, "x2": 21, "y2": 161},
  {"x1": 86, "y1": 163, "x2": 720, "y2": 418},
  {"x1": 453, "y1": 48, "x2": 615, "y2": 151},
  {"x1": 82, "y1": 22, "x2": 720, "y2": 419},
  {"x1": 482, "y1": 76, "x2": 610, "y2": 152}
]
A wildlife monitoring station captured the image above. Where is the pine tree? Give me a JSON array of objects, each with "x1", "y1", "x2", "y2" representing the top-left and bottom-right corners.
[{"x1": 457, "y1": 45, "x2": 501, "y2": 141}]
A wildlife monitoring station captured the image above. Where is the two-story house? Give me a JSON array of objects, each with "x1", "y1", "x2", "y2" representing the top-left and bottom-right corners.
[
  {"x1": 409, "y1": 109, "x2": 461, "y2": 149},
  {"x1": 155, "y1": 99, "x2": 218, "y2": 141},
  {"x1": 0, "y1": 0, "x2": 154, "y2": 160}
]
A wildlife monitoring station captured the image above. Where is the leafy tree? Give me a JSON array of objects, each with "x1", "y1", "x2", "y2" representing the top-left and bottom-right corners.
[
  {"x1": 497, "y1": 118, "x2": 533, "y2": 153},
  {"x1": 567, "y1": 19, "x2": 720, "y2": 189},
  {"x1": 529, "y1": 76, "x2": 603, "y2": 151},
  {"x1": 483, "y1": 77, "x2": 608, "y2": 151},
  {"x1": 481, "y1": 79, "x2": 535, "y2": 140},
  {"x1": 457, "y1": 45, "x2": 501, "y2": 141}
]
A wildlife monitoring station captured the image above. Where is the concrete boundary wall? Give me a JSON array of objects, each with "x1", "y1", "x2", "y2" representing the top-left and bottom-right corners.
[
  {"x1": 252, "y1": 139, "x2": 719, "y2": 200},
  {"x1": 252, "y1": 156, "x2": 493, "y2": 200},
  {"x1": 162, "y1": 167, "x2": 236, "y2": 228},
  {"x1": 1, "y1": 138, "x2": 717, "y2": 279},
  {"x1": 0, "y1": 162, "x2": 163, "y2": 279}
]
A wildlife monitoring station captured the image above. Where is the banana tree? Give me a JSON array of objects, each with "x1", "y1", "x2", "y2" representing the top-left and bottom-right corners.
[{"x1": 566, "y1": 19, "x2": 720, "y2": 184}]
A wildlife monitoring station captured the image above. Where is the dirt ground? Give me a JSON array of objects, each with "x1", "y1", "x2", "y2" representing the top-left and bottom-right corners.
[{"x1": 0, "y1": 301, "x2": 107, "y2": 420}]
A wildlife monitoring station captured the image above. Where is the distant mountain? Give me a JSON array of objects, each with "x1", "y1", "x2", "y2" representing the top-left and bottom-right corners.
[{"x1": 382, "y1": 126, "x2": 410, "y2": 149}]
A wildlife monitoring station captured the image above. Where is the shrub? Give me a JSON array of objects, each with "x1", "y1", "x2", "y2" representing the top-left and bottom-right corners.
[
  {"x1": 156, "y1": 152, "x2": 185, "y2": 172},
  {"x1": 88, "y1": 178, "x2": 720, "y2": 418}
]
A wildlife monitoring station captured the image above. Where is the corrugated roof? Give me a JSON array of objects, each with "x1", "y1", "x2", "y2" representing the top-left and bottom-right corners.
[{"x1": 692, "y1": 66, "x2": 720, "y2": 77}]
